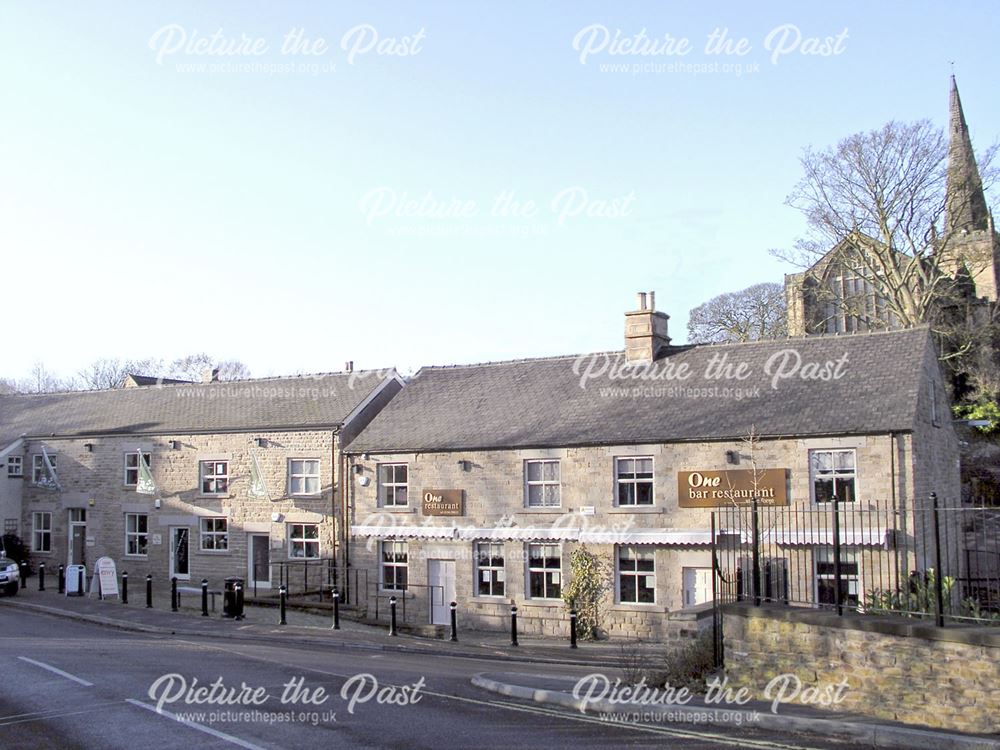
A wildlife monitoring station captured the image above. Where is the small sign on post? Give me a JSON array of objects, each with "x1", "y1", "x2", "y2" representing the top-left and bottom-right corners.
[{"x1": 90, "y1": 556, "x2": 120, "y2": 600}]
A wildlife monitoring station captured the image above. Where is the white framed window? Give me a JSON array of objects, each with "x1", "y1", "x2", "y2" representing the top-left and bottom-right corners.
[
  {"x1": 200, "y1": 461, "x2": 229, "y2": 495},
  {"x1": 288, "y1": 523, "x2": 320, "y2": 559},
  {"x1": 475, "y1": 542, "x2": 505, "y2": 597},
  {"x1": 525, "y1": 460, "x2": 560, "y2": 508},
  {"x1": 32, "y1": 512, "x2": 52, "y2": 552},
  {"x1": 810, "y1": 449, "x2": 856, "y2": 503},
  {"x1": 124, "y1": 452, "x2": 152, "y2": 487},
  {"x1": 815, "y1": 548, "x2": 859, "y2": 607},
  {"x1": 125, "y1": 513, "x2": 149, "y2": 556},
  {"x1": 31, "y1": 454, "x2": 56, "y2": 484},
  {"x1": 380, "y1": 540, "x2": 408, "y2": 591},
  {"x1": 378, "y1": 463, "x2": 408, "y2": 507},
  {"x1": 527, "y1": 543, "x2": 561, "y2": 599},
  {"x1": 288, "y1": 459, "x2": 321, "y2": 496},
  {"x1": 199, "y1": 517, "x2": 228, "y2": 551},
  {"x1": 7, "y1": 456, "x2": 22, "y2": 478},
  {"x1": 615, "y1": 457, "x2": 654, "y2": 506},
  {"x1": 617, "y1": 546, "x2": 656, "y2": 604}
]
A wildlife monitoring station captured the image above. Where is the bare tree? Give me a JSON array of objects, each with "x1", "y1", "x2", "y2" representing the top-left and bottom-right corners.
[
  {"x1": 77, "y1": 357, "x2": 164, "y2": 390},
  {"x1": 168, "y1": 354, "x2": 250, "y2": 382},
  {"x1": 687, "y1": 283, "x2": 786, "y2": 344},
  {"x1": 776, "y1": 119, "x2": 998, "y2": 335},
  {"x1": 17, "y1": 362, "x2": 72, "y2": 393}
]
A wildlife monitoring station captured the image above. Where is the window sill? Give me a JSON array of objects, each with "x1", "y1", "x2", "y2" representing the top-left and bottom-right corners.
[
  {"x1": 378, "y1": 507, "x2": 415, "y2": 514},
  {"x1": 518, "y1": 508, "x2": 563, "y2": 514},
  {"x1": 519, "y1": 599, "x2": 564, "y2": 607},
  {"x1": 198, "y1": 494, "x2": 232, "y2": 500},
  {"x1": 123, "y1": 555, "x2": 148, "y2": 560},
  {"x1": 610, "y1": 603, "x2": 664, "y2": 613},
  {"x1": 378, "y1": 589, "x2": 414, "y2": 599},
  {"x1": 608, "y1": 506, "x2": 662, "y2": 514},
  {"x1": 197, "y1": 550, "x2": 231, "y2": 556}
]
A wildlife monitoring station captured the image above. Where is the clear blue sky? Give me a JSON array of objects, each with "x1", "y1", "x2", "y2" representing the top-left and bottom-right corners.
[{"x1": 1, "y1": 1, "x2": 996, "y2": 380}]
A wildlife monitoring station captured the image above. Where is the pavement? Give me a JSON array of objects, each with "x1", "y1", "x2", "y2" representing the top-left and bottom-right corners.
[
  {"x1": 3, "y1": 583, "x2": 659, "y2": 668},
  {"x1": 5, "y1": 584, "x2": 1000, "y2": 749}
]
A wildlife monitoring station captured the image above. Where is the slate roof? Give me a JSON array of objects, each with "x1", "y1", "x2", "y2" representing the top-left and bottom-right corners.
[
  {"x1": 0, "y1": 370, "x2": 393, "y2": 446},
  {"x1": 348, "y1": 327, "x2": 935, "y2": 453}
]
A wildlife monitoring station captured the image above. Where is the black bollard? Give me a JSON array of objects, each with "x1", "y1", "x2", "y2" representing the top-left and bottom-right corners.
[
  {"x1": 569, "y1": 609, "x2": 578, "y2": 649},
  {"x1": 171, "y1": 576, "x2": 178, "y2": 612},
  {"x1": 389, "y1": 595, "x2": 398, "y2": 636},
  {"x1": 38, "y1": 563, "x2": 45, "y2": 591},
  {"x1": 77, "y1": 567, "x2": 84, "y2": 597},
  {"x1": 122, "y1": 572, "x2": 128, "y2": 604},
  {"x1": 58, "y1": 565, "x2": 65, "y2": 594},
  {"x1": 279, "y1": 585, "x2": 287, "y2": 625},
  {"x1": 449, "y1": 601, "x2": 458, "y2": 642},
  {"x1": 332, "y1": 588, "x2": 341, "y2": 630},
  {"x1": 146, "y1": 574, "x2": 153, "y2": 608},
  {"x1": 201, "y1": 579, "x2": 209, "y2": 616},
  {"x1": 235, "y1": 583, "x2": 244, "y2": 620},
  {"x1": 510, "y1": 604, "x2": 519, "y2": 647}
]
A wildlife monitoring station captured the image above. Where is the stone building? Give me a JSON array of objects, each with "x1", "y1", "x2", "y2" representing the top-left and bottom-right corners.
[
  {"x1": 785, "y1": 76, "x2": 999, "y2": 338},
  {"x1": 0, "y1": 370, "x2": 402, "y2": 591},
  {"x1": 345, "y1": 295, "x2": 959, "y2": 638}
]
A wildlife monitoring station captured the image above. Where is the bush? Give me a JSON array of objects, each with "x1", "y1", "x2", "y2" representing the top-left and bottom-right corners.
[{"x1": 652, "y1": 631, "x2": 717, "y2": 692}]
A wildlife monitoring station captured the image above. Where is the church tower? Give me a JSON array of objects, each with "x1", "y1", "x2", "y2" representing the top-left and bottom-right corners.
[{"x1": 942, "y1": 76, "x2": 1000, "y2": 302}]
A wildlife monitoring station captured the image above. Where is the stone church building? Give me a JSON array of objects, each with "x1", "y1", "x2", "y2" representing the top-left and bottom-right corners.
[{"x1": 785, "y1": 77, "x2": 999, "y2": 341}]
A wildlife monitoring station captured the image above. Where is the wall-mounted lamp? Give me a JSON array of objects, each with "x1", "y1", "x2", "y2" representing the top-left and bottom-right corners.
[
  {"x1": 457, "y1": 460, "x2": 471, "y2": 472},
  {"x1": 154, "y1": 498, "x2": 162, "y2": 509},
  {"x1": 169, "y1": 440, "x2": 181, "y2": 450},
  {"x1": 358, "y1": 475, "x2": 371, "y2": 487},
  {"x1": 353, "y1": 464, "x2": 363, "y2": 475},
  {"x1": 88, "y1": 498, "x2": 95, "y2": 507},
  {"x1": 84, "y1": 443, "x2": 94, "y2": 452},
  {"x1": 271, "y1": 512, "x2": 283, "y2": 523},
  {"x1": 725, "y1": 450, "x2": 740, "y2": 465},
  {"x1": 255, "y1": 438, "x2": 267, "y2": 448},
  {"x1": 361, "y1": 453, "x2": 370, "y2": 461}
]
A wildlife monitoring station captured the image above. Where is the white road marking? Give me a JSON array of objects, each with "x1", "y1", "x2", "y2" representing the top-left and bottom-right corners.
[
  {"x1": 125, "y1": 699, "x2": 268, "y2": 750},
  {"x1": 178, "y1": 638, "x2": 825, "y2": 750},
  {"x1": 17, "y1": 656, "x2": 93, "y2": 686}
]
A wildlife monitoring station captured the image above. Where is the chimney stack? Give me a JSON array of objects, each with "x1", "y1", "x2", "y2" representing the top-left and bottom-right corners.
[
  {"x1": 202, "y1": 367, "x2": 220, "y2": 383},
  {"x1": 624, "y1": 291, "x2": 670, "y2": 363}
]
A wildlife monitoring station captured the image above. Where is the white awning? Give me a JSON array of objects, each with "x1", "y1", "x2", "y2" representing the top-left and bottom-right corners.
[
  {"x1": 579, "y1": 529, "x2": 713, "y2": 546},
  {"x1": 458, "y1": 527, "x2": 581, "y2": 542},
  {"x1": 760, "y1": 527, "x2": 890, "y2": 546},
  {"x1": 351, "y1": 525, "x2": 458, "y2": 540}
]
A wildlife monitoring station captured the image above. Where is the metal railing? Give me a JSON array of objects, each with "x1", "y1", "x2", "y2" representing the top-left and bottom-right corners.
[
  {"x1": 712, "y1": 496, "x2": 1000, "y2": 632},
  {"x1": 248, "y1": 557, "x2": 338, "y2": 600}
]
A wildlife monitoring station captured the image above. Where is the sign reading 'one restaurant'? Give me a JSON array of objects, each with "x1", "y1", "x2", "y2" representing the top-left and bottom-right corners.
[
  {"x1": 422, "y1": 489, "x2": 464, "y2": 516},
  {"x1": 677, "y1": 470, "x2": 789, "y2": 507}
]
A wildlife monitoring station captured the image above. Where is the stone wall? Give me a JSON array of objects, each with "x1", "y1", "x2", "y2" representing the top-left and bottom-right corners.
[{"x1": 724, "y1": 603, "x2": 1000, "y2": 734}]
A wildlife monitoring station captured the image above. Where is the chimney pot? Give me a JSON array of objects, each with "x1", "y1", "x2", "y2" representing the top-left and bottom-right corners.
[
  {"x1": 637, "y1": 292, "x2": 648, "y2": 311},
  {"x1": 345, "y1": 361, "x2": 354, "y2": 373},
  {"x1": 648, "y1": 291, "x2": 656, "y2": 311}
]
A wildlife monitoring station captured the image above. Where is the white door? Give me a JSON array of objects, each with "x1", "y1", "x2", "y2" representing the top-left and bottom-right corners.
[
  {"x1": 169, "y1": 527, "x2": 190, "y2": 580},
  {"x1": 427, "y1": 559, "x2": 456, "y2": 625},
  {"x1": 682, "y1": 567, "x2": 713, "y2": 608},
  {"x1": 248, "y1": 534, "x2": 270, "y2": 589}
]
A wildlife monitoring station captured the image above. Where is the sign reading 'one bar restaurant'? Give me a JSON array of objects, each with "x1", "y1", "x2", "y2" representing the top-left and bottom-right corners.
[
  {"x1": 422, "y1": 489, "x2": 464, "y2": 516},
  {"x1": 678, "y1": 470, "x2": 789, "y2": 507}
]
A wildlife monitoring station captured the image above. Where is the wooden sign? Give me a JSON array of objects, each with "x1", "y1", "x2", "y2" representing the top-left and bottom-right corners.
[
  {"x1": 91, "y1": 556, "x2": 120, "y2": 599},
  {"x1": 422, "y1": 489, "x2": 464, "y2": 516},
  {"x1": 678, "y1": 470, "x2": 789, "y2": 507}
]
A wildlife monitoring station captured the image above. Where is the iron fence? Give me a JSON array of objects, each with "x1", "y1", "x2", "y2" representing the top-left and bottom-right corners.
[{"x1": 712, "y1": 496, "x2": 1000, "y2": 632}]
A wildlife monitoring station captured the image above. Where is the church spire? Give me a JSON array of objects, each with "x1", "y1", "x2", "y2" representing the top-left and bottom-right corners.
[{"x1": 945, "y1": 75, "x2": 989, "y2": 233}]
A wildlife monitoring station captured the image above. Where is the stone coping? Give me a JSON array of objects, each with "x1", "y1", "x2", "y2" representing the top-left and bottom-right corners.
[{"x1": 722, "y1": 602, "x2": 1000, "y2": 647}]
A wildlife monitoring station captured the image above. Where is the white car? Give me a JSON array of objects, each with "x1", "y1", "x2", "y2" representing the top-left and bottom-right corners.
[{"x1": 0, "y1": 555, "x2": 19, "y2": 596}]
